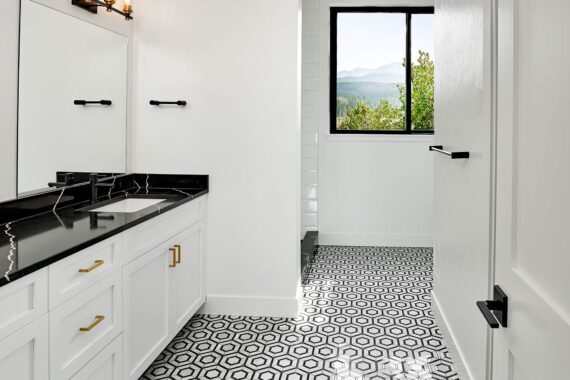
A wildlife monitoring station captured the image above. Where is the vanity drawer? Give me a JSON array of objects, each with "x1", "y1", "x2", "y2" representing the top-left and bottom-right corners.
[
  {"x1": 0, "y1": 268, "x2": 48, "y2": 341},
  {"x1": 49, "y1": 236, "x2": 123, "y2": 310},
  {"x1": 125, "y1": 197, "x2": 205, "y2": 263},
  {"x1": 49, "y1": 271, "x2": 122, "y2": 380},
  {"x1": 70, "y1": 334, "x2": 122, "y2": 380}
]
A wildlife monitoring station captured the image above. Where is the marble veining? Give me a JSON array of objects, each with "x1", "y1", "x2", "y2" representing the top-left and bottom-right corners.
[
  {"x1": 0, "y1": 173, "x2": 209, "y2": 287},
  {"x1": 172, "y1": 188, "x2": 192, "y2": 197},
  {"x1": 2, "y1": 223, "x2": 16, "y2": 282},
  {"x1": 107, "y1": 175, "x2": 118, "y2": 198}
]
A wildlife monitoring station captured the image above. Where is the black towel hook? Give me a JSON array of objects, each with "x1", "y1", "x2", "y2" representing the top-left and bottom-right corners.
[
  {"x1": 149, "y1": 100, "x2": 187, "y2": 106},
  {"x1": 74, "y1": 100, "x2": 112, "y2": 106}
]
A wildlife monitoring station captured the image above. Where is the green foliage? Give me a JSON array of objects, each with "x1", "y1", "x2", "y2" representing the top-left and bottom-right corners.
[
  {"x1": 336, "y1": 51, "x2": 434, "y2": 131},
  {"x1": 409, "y1": 51, "x2": 434, "y2": 130}
]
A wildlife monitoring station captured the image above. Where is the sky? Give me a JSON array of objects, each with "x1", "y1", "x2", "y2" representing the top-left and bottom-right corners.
[{"x1": 337, "y1": 12, "x2": 434, "y2": 72}]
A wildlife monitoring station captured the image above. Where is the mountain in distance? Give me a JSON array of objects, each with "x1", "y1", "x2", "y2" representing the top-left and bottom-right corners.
[{"x1": 337, "y1": 62, "x2": 404, "y2": 84}]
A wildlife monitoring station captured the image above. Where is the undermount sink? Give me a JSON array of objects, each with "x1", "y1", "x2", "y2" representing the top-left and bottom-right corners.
[{"x1": 88, "y1": 198, "x2": 166, "y2": 213}]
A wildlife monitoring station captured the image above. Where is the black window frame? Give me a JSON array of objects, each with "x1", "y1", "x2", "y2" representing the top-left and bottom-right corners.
[{"x1": 330, "y1": 6, "x2": 435, "y2": 135}]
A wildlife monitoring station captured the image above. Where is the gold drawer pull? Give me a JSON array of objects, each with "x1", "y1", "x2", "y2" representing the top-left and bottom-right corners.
[
  {"x1": 79, "y1": 315, "x2": 105, "y2": 332},
  {"x1": 174, "y1": 244, "x2": 181, "y2": 264},
  {"x1": 79, "y1": 260, "x2": 104, "y2": 273},
  {"x1": 169, "y1": 248, "x2": 177, "y2": 268}
]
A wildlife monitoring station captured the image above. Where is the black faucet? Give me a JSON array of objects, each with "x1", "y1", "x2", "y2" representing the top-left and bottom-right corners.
[
  {"x1": 90, "y1": 173, "x2": 115, "y2": 204},
  {"x1": 48, "y1": 173, "x2": 75, "y2": 188}
]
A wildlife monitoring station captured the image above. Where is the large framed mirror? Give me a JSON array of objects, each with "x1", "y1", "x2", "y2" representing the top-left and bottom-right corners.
[{"x1": 17, "y1": 0, "x2": 128, "y2": 195}]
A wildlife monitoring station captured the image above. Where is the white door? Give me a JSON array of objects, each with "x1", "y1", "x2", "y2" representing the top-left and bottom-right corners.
[
  {"x1": 432, "y1": 1, "x2": 495, "y2": 379},
  {"x1": 123, "y1": 245, "x2": 170, "y2": 380},
  {"x1": 492, "y1": 0, "x2": 570, "y2": 378},
  {"x1": 0, "y1": 314, "x2": 49, "y2": 380},
  {"x1": 169, "y1": 222, "x2": 206, "y2": 335}
]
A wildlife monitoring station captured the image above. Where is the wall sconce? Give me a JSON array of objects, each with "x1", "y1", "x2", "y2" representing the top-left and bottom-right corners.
[{"x1": 72, "y1": 0, "x2": 133, "y2": 20}]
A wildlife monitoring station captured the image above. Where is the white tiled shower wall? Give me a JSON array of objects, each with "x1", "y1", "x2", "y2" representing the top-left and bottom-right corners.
[{"x1": 301, "y1": 0, "x2": 320, "y2": 236}]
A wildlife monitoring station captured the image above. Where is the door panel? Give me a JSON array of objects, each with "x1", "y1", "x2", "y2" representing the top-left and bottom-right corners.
[
  {"x1": 432, "y1": 1, "x2": 494, "y2": 379},
  {"x1": 0, "y1": 268, "x2": 47, "y2": 341},
  {"x1": 170, "y1": 222, "x2": 205, "y2": 335},
  {"x1": 493, "y1": 0, "x2": 570, "y2": 378},
  {"x1": 70, "y1": 335, "x2": 122, "y2": 380},
  {"x1": 0, "y1": 314, "x2": 48, "y2": 380},
  {"x1": 123, "y1": 245, "x2": 170, "y2": 380}
]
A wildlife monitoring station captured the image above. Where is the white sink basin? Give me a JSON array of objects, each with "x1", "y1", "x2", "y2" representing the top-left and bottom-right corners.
[{"x1": 89, "y1": 198, "x2": 166, "y2": 213}]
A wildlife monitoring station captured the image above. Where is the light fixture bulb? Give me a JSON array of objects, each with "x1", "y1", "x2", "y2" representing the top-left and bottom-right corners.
[
  {"x1": 122, "y1": 0, "x2": 133, "y2": 20},
  {"x1": 104, "y1": 0, "x2": 116, "y2": 12}
]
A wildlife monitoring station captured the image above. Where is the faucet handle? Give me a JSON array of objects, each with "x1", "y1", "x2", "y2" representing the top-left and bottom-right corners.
[{"x1": 62, "y1": 173, "x2": 75, "y2": 185}]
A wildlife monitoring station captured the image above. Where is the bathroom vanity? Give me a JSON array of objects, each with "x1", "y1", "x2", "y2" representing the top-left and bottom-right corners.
[
  {"x1": 0, "y1": 3, "x2": 210, "y2": 379},
  {"x1": 0, "y1": 174, "x2": 209, "y2": 380}
]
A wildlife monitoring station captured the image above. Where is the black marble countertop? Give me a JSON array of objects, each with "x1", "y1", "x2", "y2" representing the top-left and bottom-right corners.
[{"x1": 0, "y1": 174, "x2": 208, "y2": 287}]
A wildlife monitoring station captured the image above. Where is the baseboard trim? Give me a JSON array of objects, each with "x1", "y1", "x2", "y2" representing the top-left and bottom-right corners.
[
  {"x1": 198, "y1": 293, "x2": 300, "y2": 319},
  {"x1": 318, "y1": 232, "x2": 433, "y2": 247},
  {"x1": 431, "y1": 291, "x2": 473, "y2": 380}
]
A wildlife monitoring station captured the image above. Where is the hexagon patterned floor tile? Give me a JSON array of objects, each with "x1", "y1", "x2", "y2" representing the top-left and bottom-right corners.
[{"x1": 141, "y1": 246, "x2": 460, "y2": 380}]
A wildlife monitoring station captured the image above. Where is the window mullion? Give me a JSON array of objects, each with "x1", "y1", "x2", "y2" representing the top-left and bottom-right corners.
[{"x1": 405, "y1": 12, "x2": 412, "y2": 133}]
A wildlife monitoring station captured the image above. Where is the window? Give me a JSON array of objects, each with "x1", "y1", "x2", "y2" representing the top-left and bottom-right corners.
[{"x1": 330, "y1": 7, "x2": 435, "y2": 134}]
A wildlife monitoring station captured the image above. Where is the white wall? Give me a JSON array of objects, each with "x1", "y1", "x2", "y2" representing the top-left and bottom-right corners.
[
  {"x1": 316, "y1": 0, "x2": 435, "y2": 247},
  {"x1": 301, "y1": 0, "x2": 320, "y2": 237},
  {"x1": 0, "y1": 1, "x2": 19, "y2": 202},
  {"x1": 132, "y1": 0, "x2": 302, "y2": 318},
  {"x1": 432, "y1": 1, "x2": 494, "y2": 379}
]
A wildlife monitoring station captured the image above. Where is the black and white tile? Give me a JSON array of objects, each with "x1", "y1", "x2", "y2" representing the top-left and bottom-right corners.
[{"x1": 141, "y1": 246, "x2": 459, "y2": 380}]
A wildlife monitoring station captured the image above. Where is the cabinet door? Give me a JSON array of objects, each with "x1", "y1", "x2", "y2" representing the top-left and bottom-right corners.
[
  {"x1": 169, "y1": 221, "x2": 206, "y2": 335},
  {"x1": 0, "y1": 314, "x2": 48, "y2": 380},
  {"x1": 123, "y1": 244, "x2": 170, "y2": 380},
  {"x1": 70, "y1": 335, "x2": 122, "y2": 380}
]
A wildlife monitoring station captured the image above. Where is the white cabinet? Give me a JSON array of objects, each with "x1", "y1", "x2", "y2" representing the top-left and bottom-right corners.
[
  {"x1": 125, "y1": 197, "x2": 205, "y2": 263},
  {"x1": 123, "y1": 220, "x2": 207, "y2": 380},
  {"x1": 70, "y1": 335, "x2": 123, "y2": 380},
  {"x1": 0, "y1": 196, "x2": 207, "y2": 380},
  {"x1": 0, "y1": 314, "x2": 49, "y2": 380},
  {"x1": 122, "y1": 241, "x2": 171, "y2": 380},
  {"x1": 170, "y1": 221, "x2": 206, "y2": 334},
  {"x1": 49, "y1": 236, "x2": 123, "y2": 310},
  {"x1": 0, "y1": 268, "x2": 47, "y2": 341},
  {"x1": 49, "y1": 271, "x2": 122, "y2": 380}
]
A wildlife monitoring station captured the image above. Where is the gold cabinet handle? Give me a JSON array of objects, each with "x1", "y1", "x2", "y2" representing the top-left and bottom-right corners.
[
  {"x1": 174, "y1": 244, "x2": 181, "y2": 264},
  {"x1": 79, "y1": 315, "x2": 105, "y2": 332},
  {"x1": 169, "y1": 248, "x2": 177, "y2": 268},
  {"x1": 79, "y1": 260, "x2": 104, "y2": 273}
]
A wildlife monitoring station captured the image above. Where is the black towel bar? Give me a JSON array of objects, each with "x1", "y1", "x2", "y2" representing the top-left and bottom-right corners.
[
  {"x1": 74, "y1": 100, "x2": 112, "y2": 106},
  {"x1": 429, "y1": 145, "x2": 470, "y2": 159},
  {"x1": 149, "y1": 100, "x2": 187, "y2": 106}
]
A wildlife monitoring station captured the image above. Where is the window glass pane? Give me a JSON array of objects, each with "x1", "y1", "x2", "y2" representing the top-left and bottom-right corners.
[
  {"x1": 336, "y1": 13, "x2": 406, "y2": 131},
  {"x1": 411, "y1": 14, "x2": 435, "y2": 131}
]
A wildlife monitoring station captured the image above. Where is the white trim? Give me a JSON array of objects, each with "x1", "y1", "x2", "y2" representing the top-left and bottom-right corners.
[
  {"x1": 431, "y1": 291, "x2": 473, "y2": 380},
  {"x1": 487, "y1": 1, "x2": 499, "y2": 379},
  {"x1": 324, "y1": 134, "x2": 435, "y2": 143},
  {"x1": 198, "y1": 294, "x2": 300, "y2": 319},
  {"x1": 318, "y1": 232, "x2": 433, "y2": 247}
]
